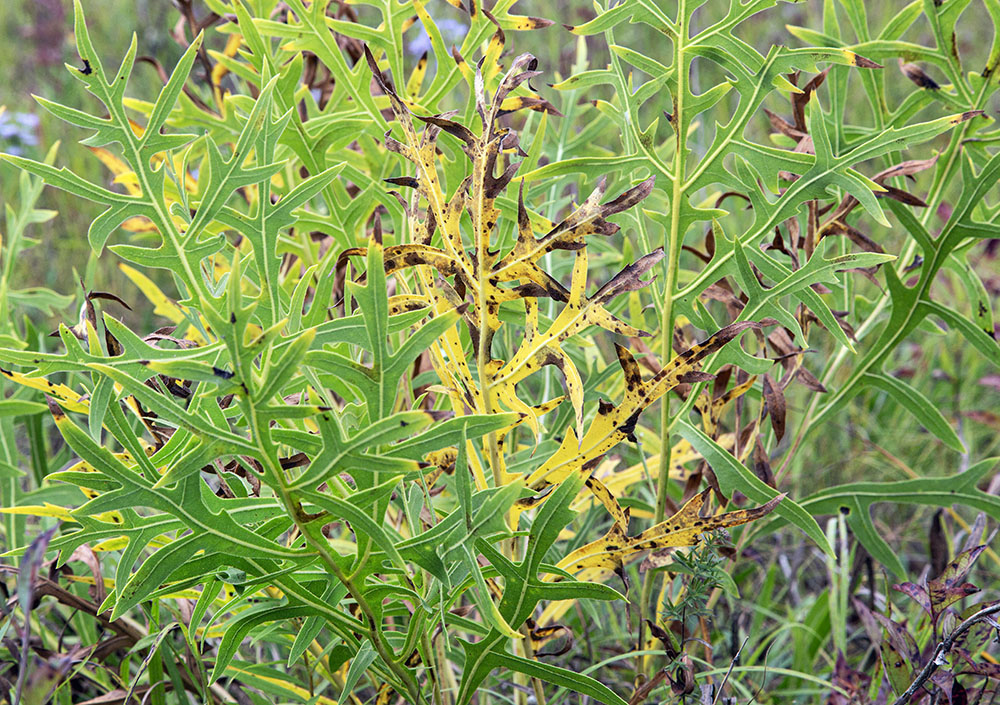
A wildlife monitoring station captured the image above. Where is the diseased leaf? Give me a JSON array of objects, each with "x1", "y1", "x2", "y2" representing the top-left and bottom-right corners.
[{"x1": 556, "y1": 489, "x2": 783, "y2": 583}]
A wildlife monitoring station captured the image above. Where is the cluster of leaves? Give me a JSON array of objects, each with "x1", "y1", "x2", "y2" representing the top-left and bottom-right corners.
[
  {"x1": 0, "y1": 0, "x2": 998, "y2": 704},
  {"x1": 831, "y1": 518, "x2": 1000, "y2": 704}
]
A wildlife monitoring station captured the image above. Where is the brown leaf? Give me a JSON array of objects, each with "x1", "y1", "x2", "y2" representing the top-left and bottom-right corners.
[
  {"x1": 827, "y1": 652, "x2": 871, "y2": 705},
  {"x1": 963, "y1": 409, "x2": 1000, "y2": 429},
  {"x1": 796, "y1": 366, "x2": 828, "y2": 393},
  {"x1": 954, "y1": 650, "x2": 1000, "y2": 680},
  {"x1": 762, "y1": 373, "x2": 786, "y2": 442},
  {"x1": 960, "y1": 513, "x2": 988, "y2": 553},
  {"x1": 752, "y1": 438, "x2": 776, "y2": 488},
  {"x1": 893, "y1": 581, "x2": 932, "y2": 615},
  {"x1": 528, "y1": 621, "x2": 574, "y2": 657},
  {"x1": 929, "y1": 509, "x2": 949, "y2": 578},
  {"x1": 77, "y1": 687, "x2": 155, "y2": 705},
  {"x1": 669, "y1": 657, "x2": 696, "y2": 696},
  {"x1": 630, "y1": 669, "x2": 669, "y2": 705},
  {"x1": 791, "y1": 68, "x2": 830, "y2": 132},
  {"x1": 591, "y1": 247, "x2": 665, "y2": 304},
  {"x1": 764, "y1": 108, "x2": 806, "y2": 139},
  {"x1": 68, "y1": 545, "x2": 106, "y2": 608},
  {"x1": 18, "y1": 525, "x2": 58, "y2": 613},
  {"x1": 899, "y1": 58, "x2": 940, "y2": 90},
  {"x1": 873, "y1": 155, "x2": 939, "y2": 184}
]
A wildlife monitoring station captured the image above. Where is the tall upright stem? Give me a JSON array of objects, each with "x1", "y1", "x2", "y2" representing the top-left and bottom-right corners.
[
  {"x1": 657, "y1": 0, "x2": 688, "y2": 528},
  {"x1": 639, "y1": 0, "x2": 687, "y2": 674},
  {"x1": 246, "y1": 407, "x2": 425, "y2": 703}
]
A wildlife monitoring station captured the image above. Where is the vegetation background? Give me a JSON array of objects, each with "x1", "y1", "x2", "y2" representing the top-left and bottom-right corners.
[{"x1": 1, "y1": 0, "x2": 998, "y2": 704}]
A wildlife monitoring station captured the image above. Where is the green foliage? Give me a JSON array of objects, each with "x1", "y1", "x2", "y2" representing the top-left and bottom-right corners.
[{"x1": 1, "y1": 1, "x2": 999, "y2": 704}]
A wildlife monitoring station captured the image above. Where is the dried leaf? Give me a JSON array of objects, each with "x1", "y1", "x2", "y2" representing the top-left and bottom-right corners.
[
  {"x1": 761, "y1": 374, "x2": 786, "y2": 442},
  {"x1": 899, "y1": 58, "x2": 941, "y2": 90}
]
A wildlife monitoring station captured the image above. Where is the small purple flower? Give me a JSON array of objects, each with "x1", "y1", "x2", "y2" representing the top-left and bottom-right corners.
[
  {"x1": 14, "y1": 112, "x2": 40, "y2": 129},
  {"x1": 408, "y1": 18, "x2": 467, "y2": 57},
  {"x1": 0, "y1": 111, "x2": 39, "y2": 152}
]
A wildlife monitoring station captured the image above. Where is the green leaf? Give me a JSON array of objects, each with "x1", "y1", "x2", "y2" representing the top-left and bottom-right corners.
[
  {"x1": 677, "y1": 420, "x2": 832, "y2": 556},
  {"x1": 455, "y1": 470, "x2": 623, "y2": 704},
  {"x1": 493, "y1": 652, "x2": 628, "y2": 705},
  {"x1": 338, "y1": 639, "x2": 378, "y2": 704},
  {"x1": 861, "y1": 372, "x2": 964, "y2": 453},
  {"x1": 211, "y1": 604, "x2": 319, "y2": 682},
  {"x1": 763, "y1": 458, "x2": 1000, "y2": 577},
  {"x1": 0, "y1": 400, "x2": 48, "y2": 417}
]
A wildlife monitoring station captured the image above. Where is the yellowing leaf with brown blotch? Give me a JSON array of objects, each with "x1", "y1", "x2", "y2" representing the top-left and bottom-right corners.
[
  {"x1": 558, "y1": 489, "x2": 784, "y2": 583},
  {"x1": 361, "y1": 45, "x2": 660, "y2": 450},
  {"x1": 0, "y1": 366, "x2": 89, "y2": 413},
  {"x1": 492, "y1": 178, "x2": 655, "y2": 288},
  {"x1": 582, "y1": 474, "x2": 629, "y2": 529},
  {"x1": 405, "y1": 51, "x2": 428, "y2": 100},
  {"x1": 522, "y1": 320, "x2": 773, "y2": 496},
  {"x1": 502, "y1": 14, "x2": 555, "y2": 31},
  {"x1": 489, "y1": 245, "x2": 663, "y2": 440},
  {"x1": 694, "y1": 373, "x2": 757, "y2": 439},
  {"x1": 572, "y1": 436, "x2": 736, "y2": 517}
]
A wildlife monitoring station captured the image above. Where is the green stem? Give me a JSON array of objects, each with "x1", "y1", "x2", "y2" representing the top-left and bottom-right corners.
[
  {"x1": 147, "y1": 601, "x2": 167, "y2": 705},
  {"x1": 639, "y1": 0, "x2": 688, "y2": 676},
  {"x1": 421, "y1": 631, "x2": 446, "y2": 705}
]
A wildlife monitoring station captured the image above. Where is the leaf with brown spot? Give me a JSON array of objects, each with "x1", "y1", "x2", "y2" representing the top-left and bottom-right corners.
[
  {"x1": 524, "y1": 321, "x2": 774, "y2": 498},
  {"x1": 925, "y1": 544, "x2": 987, "y2": 618},
  {"x1": 554, "y1": 489, "x2": 783, "y2": 583}
]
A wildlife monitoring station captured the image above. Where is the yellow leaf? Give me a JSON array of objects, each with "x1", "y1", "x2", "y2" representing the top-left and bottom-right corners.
[
  {"x1": 0, "y1": 366, "x2": 89, "y2": 413},
  {"x1": 211, "y1": 33, "x2": 243, "y2": 86},
  {"x1": 559, "y1": 489, "x2": 784, "y2": 582},
  {"x1": 0, "y1": 503, "x2": 76, "y2": 521}
]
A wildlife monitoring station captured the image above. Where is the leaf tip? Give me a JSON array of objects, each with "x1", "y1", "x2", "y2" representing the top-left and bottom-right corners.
[
  {"x1": 849, "y1": 52, "x2": 882, "y2": 69},
  {"x1": 45, "y1": 395, "x2": 65, "y2": 420},
  {"x1": 952, "y1": 110, "x2": 985, "y2": 125}
]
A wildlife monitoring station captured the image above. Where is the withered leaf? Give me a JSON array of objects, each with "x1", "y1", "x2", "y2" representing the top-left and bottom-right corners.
[
  {"x1": 899, "y1": 58, "x2": 941, "y2": 90},
  {"x1": 761, "y1": 373, "x2": 786, "y2": 442}
]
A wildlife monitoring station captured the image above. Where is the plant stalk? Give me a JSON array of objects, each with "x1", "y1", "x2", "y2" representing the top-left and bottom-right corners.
[{"x1": 639, "y1": 0, "x2": 688, "y2": 675}]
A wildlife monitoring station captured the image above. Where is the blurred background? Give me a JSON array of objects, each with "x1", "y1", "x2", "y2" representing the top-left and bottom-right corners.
[{"x1": 0, "y1": 0, "x2": 181, "y2": 318}]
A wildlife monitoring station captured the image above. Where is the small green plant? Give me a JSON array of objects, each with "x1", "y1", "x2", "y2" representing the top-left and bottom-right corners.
[{"x1": 1, "y1": 0, "x2": 998, "y2": 704}]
